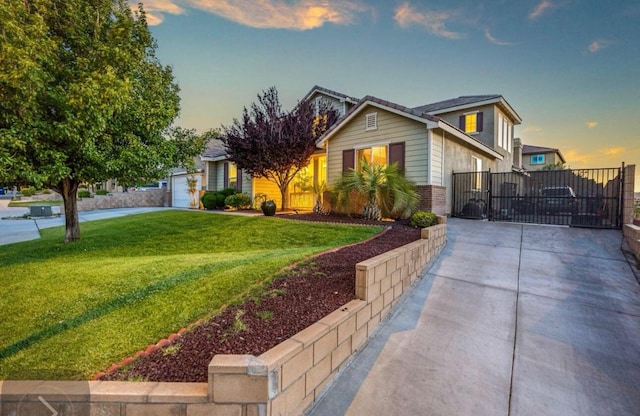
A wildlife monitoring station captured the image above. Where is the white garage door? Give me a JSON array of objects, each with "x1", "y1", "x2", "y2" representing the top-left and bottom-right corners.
[{"x1": 172, "y1": 175, "x2": 201, "y2": 208}]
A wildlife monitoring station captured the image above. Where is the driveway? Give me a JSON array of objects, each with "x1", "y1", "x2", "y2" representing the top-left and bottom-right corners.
[{"x1": 309, "y1": 219, "x2": 640, "y2": 416}]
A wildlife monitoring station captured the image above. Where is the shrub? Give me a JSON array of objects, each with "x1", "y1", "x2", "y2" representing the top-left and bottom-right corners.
[
  {"x1": 77, "y1": 190, "x2": 91, "y2": 199},
  {"x1": 221, "y1": 187, "x2": 237, "y2": 197},
  {"x1": 21, "y1": 186, "x2": 36, "y2": 196},
  {"x1": 96, "y1": 189, "x2": 109, "y2": 195},
  {"x1": 42, "y1": 189, "x2": 51, "y2": 194},
  {"x1": 225, "y1": 193, "x2": 251, "y2": 209},
  {"x1": 201, "y1": 192, "x2": 217, "y2": 210},
  {"x1": 409, "y1": 211, "x2": 438, "y2": 228}
]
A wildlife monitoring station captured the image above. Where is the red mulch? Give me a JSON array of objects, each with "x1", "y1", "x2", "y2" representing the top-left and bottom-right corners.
[{"x1": 99, "y1": 213, "x2": 421, "y2": 382}]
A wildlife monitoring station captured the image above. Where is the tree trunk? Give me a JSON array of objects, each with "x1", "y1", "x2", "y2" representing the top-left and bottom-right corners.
[
  {"x1": 279, "y1": 185, "x2": 288, "y2": 212},
  {"x1": 57, "y1": 178, "x2": 81, "y2": 243}
]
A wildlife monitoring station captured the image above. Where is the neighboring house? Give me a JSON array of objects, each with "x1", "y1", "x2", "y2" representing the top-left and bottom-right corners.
[
  {"x1": 201, "y1": 86, "x2": 525, "y2": 215},
  {"x1": 522, "y1": 144, "x2": 566, "y2": 170}
]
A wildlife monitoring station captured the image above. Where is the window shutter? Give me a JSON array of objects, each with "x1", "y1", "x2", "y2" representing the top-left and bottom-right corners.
[
  {"x1": 389, "y1": 142, "x2": 405, "y2": 171},
  {"x1": 477, "y1": 112, "x2": 483, "y2": 132},
  {"x1": 459, "y1": 115, "x2": 465, "y2": 130},
  {"x1": 237, "y1": 168, "x2": 242, "y2": 191},
  {"x1": 343, "y1": 149, "x2": 355, "y2": 172},
  {"x1": 223, "y1": 162, "x2": 229, "y2": 188}
]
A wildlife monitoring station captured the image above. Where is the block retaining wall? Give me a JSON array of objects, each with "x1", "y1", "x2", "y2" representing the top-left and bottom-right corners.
[
  {"x1": 623, "y1": 224, "x2": 640, "y2": 261},
  {"x1": 0, "y1": 220, "x2": 448, "y2": 416}
]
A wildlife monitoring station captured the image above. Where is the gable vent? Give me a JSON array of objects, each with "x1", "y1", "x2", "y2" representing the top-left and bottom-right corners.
[{"x1": 365, "y1": 112, "x2": 378, "y2": 131}]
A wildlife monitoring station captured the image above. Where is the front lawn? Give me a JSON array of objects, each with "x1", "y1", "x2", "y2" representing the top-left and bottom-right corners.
[{"x1": 0, "y1": 210, "x2": 381, "y2": 379}]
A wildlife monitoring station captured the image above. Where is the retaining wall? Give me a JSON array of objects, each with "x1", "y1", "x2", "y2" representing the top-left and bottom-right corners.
[
  {"x1": 623, "y1": 224, "x2": 640, "y2": 261},
  {"x1": 0, "y1": 220, "x2": 448, "y2": 416},
  {"x1": 77, "y1": 190, "x2": 166, "y2": 211}
]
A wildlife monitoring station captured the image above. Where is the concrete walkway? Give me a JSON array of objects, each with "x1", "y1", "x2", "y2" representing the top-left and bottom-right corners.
[{"x1": 309, "y1": 219, "x2": 640, "y2": 416}]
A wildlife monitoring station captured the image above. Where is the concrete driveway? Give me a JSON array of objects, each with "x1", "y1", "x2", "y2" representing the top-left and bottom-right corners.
[{"x1": 309, "y1": 219, "x2": 640, "y2": 416}]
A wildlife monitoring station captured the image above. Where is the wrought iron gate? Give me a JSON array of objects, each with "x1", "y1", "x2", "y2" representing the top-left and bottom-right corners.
[{"x1": 452, "y1": 167, "x2": 623, "y2": 229}]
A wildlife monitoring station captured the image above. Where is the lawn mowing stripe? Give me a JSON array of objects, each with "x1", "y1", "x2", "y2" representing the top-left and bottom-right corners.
[{"x1": 0, "y1": 251, "x2": 286, "y2": 361}]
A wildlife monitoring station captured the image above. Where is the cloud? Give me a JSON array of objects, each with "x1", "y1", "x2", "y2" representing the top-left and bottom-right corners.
[
  {"x1": 184, "y1": 0, "x2": 371, "y2": 30},
  {"x1": 484, "y1": 29, "x2": 513, "y2": 46},
  {"x1": 588, "y1": 39, "x2": 613, "y2": 53},
  {"x1": 529, "y1": 1, "x2": 553, "y2": 20},
  {"x1": 586, "y1": 121, "x2": 598, "y2": 129},
  {"x1": 601, "y1": 146, "x2": 625, "y2": 156},
  {"x1": 132, "y1": 0, "x2": 186, "y2": 25},
  {"x1": 394, "y1": 2, "x2": 464, "y2": 39},
  {"x1": 522, "y1": 125, "x2": 543, "y2": 134}
]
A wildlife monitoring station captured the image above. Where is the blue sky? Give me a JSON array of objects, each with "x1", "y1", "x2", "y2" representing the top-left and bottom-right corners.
[{"x1": 135, "y1": 0, "x2": 640, "y2": 189}]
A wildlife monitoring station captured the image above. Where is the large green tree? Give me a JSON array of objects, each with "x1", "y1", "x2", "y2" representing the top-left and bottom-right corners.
[{"x1": 0, "y1": 0, "x2": 205, "y2": 242}]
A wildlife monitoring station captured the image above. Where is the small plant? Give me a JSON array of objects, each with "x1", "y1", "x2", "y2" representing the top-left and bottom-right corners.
[
  {"x1": 95, "y1": 189, "x2": 109, "y2": 195},
  {"x1": 77, "y1": 190, "x2": 91, "y2": 199},
  {"x1": 256, "y1": 310, "x2": 273, "y2": 321},
  {"x1": 221, "y1": 187, "x2": 237, "y2": 197},
  {"x1": 225, "y1": 193, "x2": 251, "y2": 210},
  {"x1": 161, "y1": 344, "x2": 181, "y2": 356},
  {"x1": 409, "y1": 211, "x2": 438, "y2": 228},
  {"x1": 20, "y1": 186, "x2": 36, "y2": 197},
  {"x1": 42, "y1": 189, "x2": 51, "y2": 194},
  {"x1": 232, "y1": 309, "x2": 248, "y2": 332},
  {"x1": 254, "y1": 193, "x2": 268, "y2": 207}
]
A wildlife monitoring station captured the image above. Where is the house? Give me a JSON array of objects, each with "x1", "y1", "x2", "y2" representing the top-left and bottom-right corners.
[
  {"x1": 522, "y1": 144, "x2": 566, "y2": 170},
  {"x1": 201, "y1": 86, "x2": 525, "y2": 216}
]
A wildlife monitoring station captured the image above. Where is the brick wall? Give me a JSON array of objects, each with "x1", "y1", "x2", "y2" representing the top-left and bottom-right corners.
[
  {"x1": 416, "y1": 185, "x2": 447, "y2": 216},
  {"x1": 0, "y1": 220, "x2": 448, "y2": 416}
]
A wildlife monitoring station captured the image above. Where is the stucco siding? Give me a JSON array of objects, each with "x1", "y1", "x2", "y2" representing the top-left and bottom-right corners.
[{"x1": 326, "y1": 107, "x2": 429, "y2": 186}]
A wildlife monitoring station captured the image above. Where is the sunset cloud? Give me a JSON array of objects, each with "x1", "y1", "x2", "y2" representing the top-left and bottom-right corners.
[
  {"x1": 588, "y1": 39, "x2": 613, "y2": 53},
  {"x1": 394, "y1": 2, "x2": 464, "y2": 39},
  {"x1": 136, "y1": 0, "x2": 372, "y2": 30},
  {"x1": 529, "y1": 1, "x2": 553, "y2": 20},
  {"x1": 132, "y1": 0, "x2": 186, "y2": 25},
  {"x1": 484, "y1": 29, "x2": 513, "y2": 46},
  {"x1": 586, "y1": 121, "x2": 598, "y2": 128}
]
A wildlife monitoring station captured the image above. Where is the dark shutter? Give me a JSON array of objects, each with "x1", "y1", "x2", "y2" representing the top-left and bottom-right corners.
[
  {"x1": 389, "y1": 142, "x2": 405, "y2": 171},
  {"x1": 223, "y1": 162, "x2": 229, "y2": 188},
  {"x1": 342, "y1": 149, "x2": 355, "y2": 172},
  {"x1": 477, "y1": 112, "x2": 483, "y2": 132},
  {"x1": 459, "y1": 115, "x2": 465, "y2": 131},
  {"x1": 236, "y1": 168, "x2": 243, "y2": 191}
]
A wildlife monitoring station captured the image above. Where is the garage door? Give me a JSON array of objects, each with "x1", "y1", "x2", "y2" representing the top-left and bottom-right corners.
[{"x1": 172, "y1": 175, "x2": 201, "y2": 208}]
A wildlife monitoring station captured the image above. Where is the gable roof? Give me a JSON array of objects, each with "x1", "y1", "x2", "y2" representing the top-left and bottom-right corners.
[
  {"x1": 413, "y1": 94, "x2": 522, "y2": 124},
  {"x1": 201, "y1": 139, "x2": 227, "y2": 161},
  {"x1": 317, "y1": 95, "x2": 503, "y2": 160},
  {"x1": 301, "y1": 85, "x2": 359, "y2": 105},
  {"x1": 522, "y1": 144, "x2": 566, "y2": 163}
]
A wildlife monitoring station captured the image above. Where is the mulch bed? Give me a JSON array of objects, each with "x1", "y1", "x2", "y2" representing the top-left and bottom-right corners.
[{"x1": 99, "y1": 213, "x2": 421, "y2": 382}]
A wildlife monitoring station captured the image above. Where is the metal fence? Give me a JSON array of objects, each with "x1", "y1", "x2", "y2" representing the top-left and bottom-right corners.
[{"x1": 452, "y1": 167, "x2": 623, "y2": 228}]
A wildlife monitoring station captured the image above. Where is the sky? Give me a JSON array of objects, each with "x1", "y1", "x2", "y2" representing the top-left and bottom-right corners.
[{"x1": 133, "y1": 0, "x2": 640, "y2": 190}]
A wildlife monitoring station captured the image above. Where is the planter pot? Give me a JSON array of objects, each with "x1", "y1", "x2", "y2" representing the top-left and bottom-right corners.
[{"x1": 261, "y1": 200, "x2": 277, "y2": 216}]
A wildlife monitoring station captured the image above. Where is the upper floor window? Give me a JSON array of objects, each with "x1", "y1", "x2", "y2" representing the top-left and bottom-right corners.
[
  {"x1": 357, "y1": 145, "x2": 387, "y2": 168},
  {"x1": 460, "y1": 112, "x2": 483, "y2": 134},
  {"x1": 497, "y1": 114, "x2": 512, "y2": 152},
  {"x1": 365, "y1": 112, "x2": 378, "y2": 131},
  {"x1": 531, "y1": 154, "x2": 545, "y2": 165}
]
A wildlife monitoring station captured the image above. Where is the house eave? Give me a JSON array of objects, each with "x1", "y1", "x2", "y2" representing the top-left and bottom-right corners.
[{"x1": 430, "y1": 97, "x2": 522, "y2": 124}]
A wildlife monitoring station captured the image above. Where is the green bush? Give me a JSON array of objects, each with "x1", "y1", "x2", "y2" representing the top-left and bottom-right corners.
[
  {"x1": 42, "y1": 189, "x2": 51, "y2": 194},
  {"x1": 96, "y1": 189, "x2": 109, "y2": 195},
  {"x1": 225, "y1": 193, "x2": 251, "y2": 209},
  {"x1": 221, "y1": 187, "x2": 237, "y2": 197},
  {"x1": 77, "y1": 190, "x2": 91, "y2": 199},
  {"x1": 409, "y1": 211, "x2": 438, "y2": 228},
  {"x1": 201, "y1": 192, "x2": 217, "y2": 210},
  {"x1": 20, "y1": 187, "x2": 36, "y2": 197}
]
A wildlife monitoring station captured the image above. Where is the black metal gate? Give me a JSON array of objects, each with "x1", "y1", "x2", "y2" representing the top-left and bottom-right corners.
[{"x1": 452, "y1": 166, "x2": 623, "y2": 229}]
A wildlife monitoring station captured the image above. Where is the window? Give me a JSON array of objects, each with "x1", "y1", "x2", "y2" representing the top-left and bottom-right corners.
[
  {"x1": 531, "y1": 154, "x2": 545, "y2": 165},
  {"x1": 225, "y1": 162, "x2": 238, "y2": 189},
  {"x1": 357, "y1": 145, "x2": 387, "y2": 168},
  {"x1": 459, "y1": 112, "x2": 483, "y2": 134},
  {"x1": 497, "y1": 113, "x2": 512, "y2": 152},
  {"x1": 365, "y1": 112, "x2": 377, "y2": 131},
  {"x1": 472, "y1": 156, "x2": 483, "y2": 190}
]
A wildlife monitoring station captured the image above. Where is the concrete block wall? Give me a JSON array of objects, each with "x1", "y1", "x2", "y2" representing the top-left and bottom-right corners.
[
  {"x1": 77, "y1": 190, "x2": 165, "y2": 211},
  {"x1": 623, "y1": 224, "x2": 640, "y2": 261},
  {"x1": 0, "y1": 220, "x2": 448, "y2": 416}
]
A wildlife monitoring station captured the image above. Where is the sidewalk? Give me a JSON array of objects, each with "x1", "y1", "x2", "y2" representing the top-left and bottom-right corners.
[
  {"x1": 0, "y1": 198, "x2": 169, "y2": 245},
  {"x1": 309, "y1": 219, "x2": 640, "y2": 416}
]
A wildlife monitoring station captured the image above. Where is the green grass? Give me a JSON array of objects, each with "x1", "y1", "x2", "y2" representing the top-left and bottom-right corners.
[
  {"x1": 0, "y1": 210, "x2": 381, "y2": 380},
  {"x1": 8, "y1": 200, "x2": 63, "y2": 207}
]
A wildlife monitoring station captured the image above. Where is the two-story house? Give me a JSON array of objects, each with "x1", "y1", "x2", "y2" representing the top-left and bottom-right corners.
[{"x1": 200, "y1": 86, "x2": 525, "y2": 216}]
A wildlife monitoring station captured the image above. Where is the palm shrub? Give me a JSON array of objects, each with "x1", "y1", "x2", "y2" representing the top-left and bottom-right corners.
[{"x1": 333, "y1": 159, "x2": 419, "y2": 220}]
